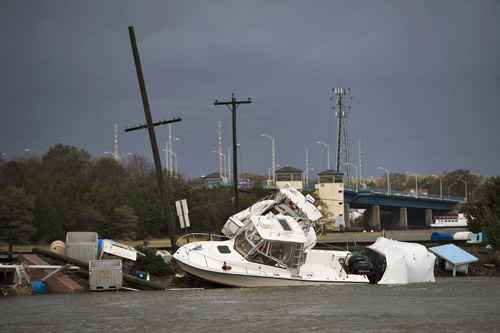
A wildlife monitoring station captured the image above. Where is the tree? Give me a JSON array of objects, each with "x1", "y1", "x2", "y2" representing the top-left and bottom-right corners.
[
  {"x1": 0, "y1": 186, "x2": 35, "y2": 244},
  {"x1": 108, "y1": 205, "x2": 138, "y2": 240},
  {"x1": 464, "y1": 177, "x2": 500, "y2": 249}
]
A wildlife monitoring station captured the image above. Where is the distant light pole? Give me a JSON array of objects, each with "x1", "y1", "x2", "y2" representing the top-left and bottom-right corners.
[
  {"x1": 163, "y1": 143, "x2": 169, "y2": 171},
  {"x1": 447, "y1": 181, "x2": 458, "y2": 198},
  {"x1": 170, "y1": 151, "x2": 178, "y2": 176},
  {"x1": 406, "y1": 171, "x2": 419, "y2": 198},
  {"x1": 345, "y1": 162, "x2": 359, "y2": 192},
  {"x1": 227, "y1": 146, "x2": 231, "y2": 183},
  {"x1": 459, "y1": 177, "x2": 468, "y2": 202},
  {"x1": 261, "y1": 134, "x2": 276, "y2": 185},
  {"x1": 432, "y1": 174, "x2": 443, "y2": 200},
  {"x1": 378, "y1": 166, "x2": 391, "y2": 194},
  {"x1": 305, "y1": 147, "x2": 309, "y2": 188},
  {"x1": 237, "y1": 143, "x2": 241, "y2": 180},
  {"x1": 316, "y1": 141, "x2": 330, "y2": 170}
]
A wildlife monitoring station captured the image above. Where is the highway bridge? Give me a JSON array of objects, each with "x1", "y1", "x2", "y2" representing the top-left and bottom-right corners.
[{"x1": 343, "y1": 187, "x2": 465, "y2": 229}]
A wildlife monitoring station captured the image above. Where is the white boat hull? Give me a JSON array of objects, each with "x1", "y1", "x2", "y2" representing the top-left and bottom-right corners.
[{"x1": 175, "y1": 259, "x2": 368, "y2": 288}]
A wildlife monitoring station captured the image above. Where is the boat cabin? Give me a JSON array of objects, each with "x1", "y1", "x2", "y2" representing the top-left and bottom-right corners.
[{"x1": 233, "y1": 215, "x2": 307, "y2": 270}]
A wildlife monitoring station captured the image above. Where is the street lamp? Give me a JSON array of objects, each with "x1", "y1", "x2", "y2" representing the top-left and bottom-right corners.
[
  {"x1": 316, "y1": 141, "x2": 330, "y2": 170},
  {"x1": 431, "y1": 174, "x2": 443, "y2": 200},
  {"x1": 406, "y1": 171, "x2": 419, "y2": 198},
  {"x1": 447, "y1": 181, "x2": 459, "y2": 198},
  {"x1": 261, "y1": 134, "x2": 276, "y2": 184},
  {"x1": 377, "y1": 166, "x2": 391, "y2": 194},
  {"x1": 170, "y1": 151, "x2": 178, "y2": 176},
  {"x1": 237, "y1": 143, "x2": 241, "y2": 180},
  {"x1": 345, "y1": 162, "x2": 359, "y2": 192},
  {"x1": 458, "y1": 177, "x2": 468, "y2": 202}
]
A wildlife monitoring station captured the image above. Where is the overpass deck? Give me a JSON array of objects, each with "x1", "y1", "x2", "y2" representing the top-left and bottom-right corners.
[{"x1": 344, "y1": 187, "x2": 464, "y2": 211}]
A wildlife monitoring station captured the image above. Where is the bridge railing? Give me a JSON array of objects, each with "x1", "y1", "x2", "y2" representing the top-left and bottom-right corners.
[{"x1": 344, "y1": 185, "x2": 465, "y2": 202}]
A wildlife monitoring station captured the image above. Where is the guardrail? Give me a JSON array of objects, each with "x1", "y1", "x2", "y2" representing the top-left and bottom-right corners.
[
  {"x1": 176, "y1": 233, "x2": 229, "y2": 247},
  {"x1": 344, "y1": 186, "x2": 464, "y2": 202}
]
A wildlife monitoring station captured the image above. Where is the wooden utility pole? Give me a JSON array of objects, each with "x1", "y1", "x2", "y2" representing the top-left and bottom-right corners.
[
  {"x1": 126, "y1": 26, "x2": 182, "y2": 248},
  {"x1": 213, "y1": 93, "x2": 252, "y2": 211}
]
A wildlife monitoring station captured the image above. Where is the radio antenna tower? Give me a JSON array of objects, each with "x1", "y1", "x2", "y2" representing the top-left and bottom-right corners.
[
  {"x1": 113, "y1": 123, "x2": 119, "y2": 161},
  {"x1": 331, "y1": 87, "x2": 352, "y2": 183}
]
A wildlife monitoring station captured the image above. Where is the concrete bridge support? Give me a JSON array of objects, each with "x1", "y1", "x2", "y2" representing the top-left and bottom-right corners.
[
  {"x1": 399, "y1": 207, "x2": 408, "y2": 230},
  {"x1": 425, "y1": 208, "x2": 433, "y2": 227},
  {"x1": 367, "y1": 205, "x2": 381, "y2": 230}
]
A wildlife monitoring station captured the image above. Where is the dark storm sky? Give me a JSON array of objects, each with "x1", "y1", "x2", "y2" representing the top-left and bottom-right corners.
[{"x1": 1, "y1": 0, "x2": 499, "y2": 178}]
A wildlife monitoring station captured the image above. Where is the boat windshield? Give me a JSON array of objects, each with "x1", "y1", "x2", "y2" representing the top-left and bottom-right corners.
[
  {"x1": 234, "y1": 223, "x2": 305, "y2": 269},
  {"x1": 248, "y1": 241, "x2": 304, "y2": 268},
  {"x1": 234, "y1": 224, "x2": 262, "y2": 257}
]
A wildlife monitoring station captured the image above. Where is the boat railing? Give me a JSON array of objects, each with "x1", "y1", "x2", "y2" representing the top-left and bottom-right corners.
[{"x1": 176, "y1": 233, "x2": 229, "y2": 247}]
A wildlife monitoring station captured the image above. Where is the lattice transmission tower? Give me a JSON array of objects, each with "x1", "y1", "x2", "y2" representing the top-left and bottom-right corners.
[{"x1": 331, "y1": 87, "x2": 353, "y2": 184}]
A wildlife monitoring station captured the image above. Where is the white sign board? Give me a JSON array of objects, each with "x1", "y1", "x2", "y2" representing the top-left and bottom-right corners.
[
  {"x1": 102, "y1": 240, "x2": 137, "y2": 261},
  {"x1": 175, "y1": 199, "x2": 190, "y2": 229}
]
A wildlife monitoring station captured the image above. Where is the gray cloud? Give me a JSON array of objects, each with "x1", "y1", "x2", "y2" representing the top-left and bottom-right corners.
[{"x1": 1, "y1": 0, "x2": 499, "y2": 177}]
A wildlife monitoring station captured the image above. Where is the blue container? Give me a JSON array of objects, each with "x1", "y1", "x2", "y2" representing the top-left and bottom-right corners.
[
  {"x1": 31, "y1": 280, "x2": 48, "y2": 295},
  {"x1": 431, "y1": 231, "x2": 453, "y2": 241}
]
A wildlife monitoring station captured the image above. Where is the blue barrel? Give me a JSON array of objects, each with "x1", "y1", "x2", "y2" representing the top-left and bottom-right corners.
[{"x1": 31, "y1": 280, "x2": 48, "y2": 295}]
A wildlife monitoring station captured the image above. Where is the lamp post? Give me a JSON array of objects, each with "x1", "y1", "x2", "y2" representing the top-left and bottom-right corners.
[
  {"x1": 459, "y1": 177, "x2": 468, "y2": 202},
  {"x1": 261, "y1": 134, "x2": 276, "y2": 185},
  {"x1": 169, "y1": 151, "x2": 178, "y2": 176},
  {"x1": 237, "y1": 143, "x2": 241, "y2": 180},
  {"x1": 406, "y1": 171, "x2": 419, "y2": 198},
  {"x1": 432, "y1": 174, "x2": 443, "y2": 200},
  {"x1": 345, "y1": 162, "x2": 359, "y2": 192},
  {"x1": 227, "y1": 146, "x2": 231, "y2": 183},
  {"x1": 447, "y1": 181, "x2": 459, "y2": 198},
  {"x1": 316, "y1": 141, "x2": 330, "y2": 170},
  {"x1": 305, "y1": 147, "x2": 309, "y2": 188},
  {"x1": 378, "y1": 166, "x2": 391, "y2": 194}
]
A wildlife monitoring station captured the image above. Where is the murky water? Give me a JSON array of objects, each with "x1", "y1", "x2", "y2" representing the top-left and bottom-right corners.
[{"x1": 1, "y1": 277, "x2": 499, "y2": 333}]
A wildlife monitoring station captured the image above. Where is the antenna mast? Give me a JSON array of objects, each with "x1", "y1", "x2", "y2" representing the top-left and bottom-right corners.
[{"x1": 332, "y1": 87, "x2": 352, "y2": 182}]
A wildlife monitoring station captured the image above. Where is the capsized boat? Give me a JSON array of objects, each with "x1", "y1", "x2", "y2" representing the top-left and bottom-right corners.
[{"x1": 173, "y1": 187, "x2": 436, "y2": 287}]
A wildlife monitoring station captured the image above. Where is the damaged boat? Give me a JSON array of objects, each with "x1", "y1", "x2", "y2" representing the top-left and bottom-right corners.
[{"x1": 173, "y1": 187, "x2": 436, "y2": 287}]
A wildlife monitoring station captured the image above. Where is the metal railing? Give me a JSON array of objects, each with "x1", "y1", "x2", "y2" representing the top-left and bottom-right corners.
[
  {"x1": 344, "y1": 186, "x2": 464, "y2": 202},
  {"x1": 176, "y1": 233, "x2": 229, "y2": 247}
]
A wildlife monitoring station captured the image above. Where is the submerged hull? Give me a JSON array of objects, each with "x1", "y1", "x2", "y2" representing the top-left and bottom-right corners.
[{"x1": 175, "y1": 259, "x2": 369, "y2": 288}]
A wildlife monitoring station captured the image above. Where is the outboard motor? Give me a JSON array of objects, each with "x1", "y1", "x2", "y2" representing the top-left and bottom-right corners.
[{"x1": 346, "y1": 248, "x2": 386, "y2": 284}]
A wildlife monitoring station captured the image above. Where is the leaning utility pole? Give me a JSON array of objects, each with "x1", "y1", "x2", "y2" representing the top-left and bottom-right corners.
[
  {"x1": 125, "y1": 26, "x2": 182, "y2": 248},
  {"x1": 213, "y1": 93, "x2": 252, "y2": 211}
]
